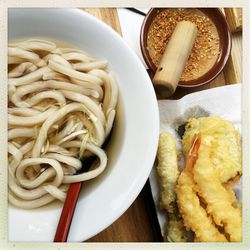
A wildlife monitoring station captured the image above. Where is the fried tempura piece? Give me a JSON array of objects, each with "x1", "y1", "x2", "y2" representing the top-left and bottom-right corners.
[
  {"x1": 224, "y1": 184, "x2": 242, "y2": 210},
  {"x1": 193, "y1": 141, "x2": 242, "y2": 242},
  {"x1": 157, "y1": 133, "x2": 180, "y2": 213},
  {"x1": 157, "y1": 132, "x2": 187, "y2": 242},
  {"x1": 176, "y1": 134, "x2": 227, "y2": 242},
  {"x1": 182, "y1": 116, "x2": 241, "y2": 183},
  {"x1": 164, "y1": 213, "x2": 188, "y2": 242},
  {"x1": 176, "y1": 170, "x2": 227, "y2": 242}
]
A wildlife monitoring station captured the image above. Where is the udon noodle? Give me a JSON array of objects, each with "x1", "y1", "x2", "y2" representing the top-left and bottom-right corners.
[{"x1": 8, "y1": 39, "x2": 118, "y2": 209}]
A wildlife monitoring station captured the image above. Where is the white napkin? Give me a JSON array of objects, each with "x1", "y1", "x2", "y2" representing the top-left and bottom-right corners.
[
  {"x1": 150, "y1": 84, "x2": 242, "y2": 237},
  {"x1": 117, "y1": 8, "x2": 149, "y2": 68}
]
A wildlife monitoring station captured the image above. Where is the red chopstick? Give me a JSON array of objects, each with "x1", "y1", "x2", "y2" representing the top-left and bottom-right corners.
[
  {"x1": 53, "y1": 144, "x2": 108, "y2": 242},
  {"x1": 54, "y1": 182, "x2": 82, "y2": 242}
]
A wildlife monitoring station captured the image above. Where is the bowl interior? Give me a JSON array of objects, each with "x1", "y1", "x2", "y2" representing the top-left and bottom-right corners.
[
  {"x1": 140, "y1": 8, "x2": 232, "y2": 88},
  {"x1": 8, "y1": 8, "x2": 159, "y2": 242}
]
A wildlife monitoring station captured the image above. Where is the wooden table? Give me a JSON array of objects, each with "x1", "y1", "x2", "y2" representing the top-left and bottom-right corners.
[{"x1": 83, "y1": 8, "x2": 242, "y2": 242}]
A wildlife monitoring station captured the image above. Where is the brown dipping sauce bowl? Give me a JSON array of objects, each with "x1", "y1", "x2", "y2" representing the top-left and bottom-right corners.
[{"x1": 140, "y1": 8, "x2": 232, "y2": 88}]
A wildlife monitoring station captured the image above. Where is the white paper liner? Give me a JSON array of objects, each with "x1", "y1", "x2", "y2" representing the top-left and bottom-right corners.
[{"x1": 150, "y1": 84, "x2": 242, "y2": 238}]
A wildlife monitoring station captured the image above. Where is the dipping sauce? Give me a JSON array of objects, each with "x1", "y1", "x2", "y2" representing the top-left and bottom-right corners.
[{"x1": 147, "y1": 8, "x2": 220, "y2": 82}]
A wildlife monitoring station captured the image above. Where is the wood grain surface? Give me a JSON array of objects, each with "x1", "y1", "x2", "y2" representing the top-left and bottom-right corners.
[
  {"x1": 82, "y1": 7, "x2": 242, "y2": 242},
  {"x1": 224, "y1": 8, "x2": 242, "y2": 33},
  {"x1": 222, "y1": 8, "x2": 242, "y2": 84},
  {"x1": 84, "y1": 8, "x2": 122, "y2": 35}
]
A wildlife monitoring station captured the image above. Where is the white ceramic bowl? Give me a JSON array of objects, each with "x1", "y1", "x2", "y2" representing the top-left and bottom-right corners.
[{"x1": 8, "y1": 8, "x2": 159, "y2": 242}]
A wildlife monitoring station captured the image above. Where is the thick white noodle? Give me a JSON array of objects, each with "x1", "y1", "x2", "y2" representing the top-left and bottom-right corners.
[
  {"x1": 8, "y1": 56, "x2": 26, "y2": 64},
  {"x1": 60, "y1": 90, "x2": 106, "y2": 125},
  {"x1": 89, "y1": 70, "x2": 118, "y2": 116},
  {"x1": 44, "y1": 54, "x2": 72, "y2": 67},
  {"x1": 8, "y1": 39, "x2": 118, "y2": 209},
  {"x1": 48, "y1": 59, "x2": 102, "y2": 85},
  {"x1": 10, "y1": 80, "x2": 99, "y2": 107},
  {"x1": 8, "y1": 107, "x2": 58, "y2": 126},
  {"x1": 73, "y1": 60, "x2": 108, "y2": 72},
  {"x1": 8, "y1": 107, "x2": 42, "y2": 116},
  {"x1": 8, "y1": 128, "x2": 36, "y2": 140},
  {"x1": 8, "y1": 62, "x2": 37, "y2": 78},
  {"x1": 32, "y1": 103, "x2": 105, "y2": 158},
  {"x1": 9, "y1": 67, "x2": 51, "y2": 86},
  {"x1": 63, "y1": 143, "x2": 107, "y2": 183},
  {"x1": 9, "y1": 39, "x2": 57, "y2": 52},
  {"x1": 42, "y1": 71, "x2": 70, "y2": 82},
  {"x1": 8, "y1": 47, "x2": 41, "y2": 64},
  {"x1": 62, "y1": 52, "x2": 95, "y2": 62}
]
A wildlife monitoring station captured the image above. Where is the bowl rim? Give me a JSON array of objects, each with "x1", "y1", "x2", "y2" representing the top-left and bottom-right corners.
[{"x1": 140, "y1": 8, "x2": 232, "y2": 88}]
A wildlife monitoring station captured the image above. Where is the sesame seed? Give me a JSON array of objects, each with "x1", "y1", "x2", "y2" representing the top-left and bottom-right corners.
[{"x1": 147, "y1": 8, "x2": 220, "y2": 81}]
